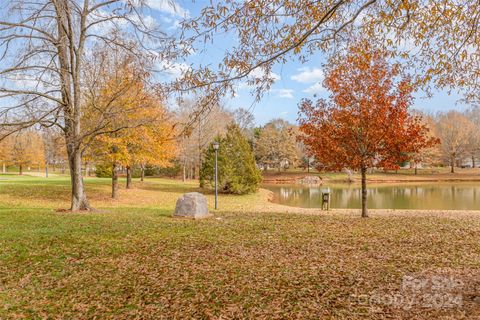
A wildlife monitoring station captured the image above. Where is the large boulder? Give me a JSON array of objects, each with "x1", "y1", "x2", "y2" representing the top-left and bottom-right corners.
[{"x1": 174, "y1": 192, "x2": 211, "y2": 219}]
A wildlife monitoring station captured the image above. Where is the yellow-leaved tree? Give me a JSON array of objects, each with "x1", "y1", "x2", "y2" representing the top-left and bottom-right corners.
[
  {"x1": 125, "y1": 122, "x2": 177, "y2": 187},
  {"x1": 0, "y1": 136, "x2": 12, "y2": 173},
  {"x1": 8, "y1": 131, "x2": 45, "y2": 175},
  {"x1": 85, "y1": 57, "x2": 176, "y2": 199}
]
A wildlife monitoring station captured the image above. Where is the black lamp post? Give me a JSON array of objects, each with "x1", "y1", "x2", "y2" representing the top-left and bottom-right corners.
[{"x1": 213, "y1": 141, "x2": 219, "y2": 210}]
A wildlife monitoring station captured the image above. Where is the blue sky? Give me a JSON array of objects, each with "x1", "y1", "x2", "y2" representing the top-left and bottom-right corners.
[
  {"x1": 227, "y1": 62, "x2": 469, "y2": 125},
  {"x1": 2, "y1": 0, "x2": 468, "y2": 126},
  {"x1": 148, "y1": 0, "x2": 471, "y2": 125}
]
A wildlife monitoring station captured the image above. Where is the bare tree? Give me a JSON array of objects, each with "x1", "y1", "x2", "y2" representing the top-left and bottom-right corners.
[
  {"x1": 465, "y1": 106, "x2": 480, "y2": 167},
  {"x1": 435, "y1": 111, "x2": 475, "y2": 173},
  {"x1": 232, "y1": 108, "x2": 255, "y2": 131},
  {"x1": 42, "y1": 127, "x2": 67, "y2": 177},
  {"x1": 0, "y1": 0, "x2": 174, "y2": 210},
  {"x1": 176, "y1": 99, "x2": 232, "y2": 181},
  {"x1": 255, "y1": 119, "x2": 299, "y2": 171}
]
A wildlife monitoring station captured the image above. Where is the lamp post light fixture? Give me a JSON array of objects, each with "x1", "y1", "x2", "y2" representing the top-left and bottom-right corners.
[{"x1": 212, "y1": 141, "x2": 220, "y2": 210}]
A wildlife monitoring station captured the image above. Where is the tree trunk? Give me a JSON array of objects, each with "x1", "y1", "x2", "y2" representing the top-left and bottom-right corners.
[
  {"x1": 85, "y1": 162, "x2": 90, "y2": 177},
  {"x1": 140, "y1": 164, "x2": 145, "y2": 182},
  {"x1": 67, "y1": 147, "x2": 90, "y2": 210},
  {"x1": 112, "y1": 162, "x2": 118, "y2": 199},
  {"x1": 2, "y1": 163, "x2": 5, "y2": 173},
  {"x1": 46, "y1": 162, "x2": 49, "y2": 178},
  {"x1": 19, "y1": 165, "x2": 23, "y2": 175},
  {"x1": 182, "y1": 161, "x2": 186, "y2": 182},
  {"x1": 126, "y1": 166, "x2": 132, "y2": 189},
  {"x1": 414, "y1": 164, "x2": 418, "y2": 175},
  {"x1": 361, "y1": 166, "x2": 368, "y2": 218},
  {"x1": 55, "y1": 0, "x2": 91, "y2": 211},
  {"x1": 451, "y1": 157, "x2": 455, "y2": 173},
  {"x1": 472, "y1": 156, "x2": 476, "y2": 168}
]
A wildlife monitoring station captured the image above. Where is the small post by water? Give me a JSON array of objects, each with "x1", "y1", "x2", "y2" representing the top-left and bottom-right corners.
[
  {"x1": 213, "y1": 141, "x2": 219, "y2": 210},
  {"x1": 321, "y1": 192, "x2": 330, "y2": 210}
]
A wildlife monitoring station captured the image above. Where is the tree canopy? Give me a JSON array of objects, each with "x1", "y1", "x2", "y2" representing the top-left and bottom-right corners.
[
  {"x1": 255, "y1": 119, "x2": 299, "y2": 171},
  {"x1": 298, "y1": 42, "x2": 437, "y2": 217},
  {"x1": 178, "y1": 1, "x2": 480, "y2": 105},
  {"x1": 1, "y1": 0, "x2": 479, "y2": 211}
]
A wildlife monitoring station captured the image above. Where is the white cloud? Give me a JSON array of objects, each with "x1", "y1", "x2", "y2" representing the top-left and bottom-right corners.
[
  {"x1": 158, "y1": 15, "x2": 181, "y2": 29},
  {"x1": 249, "y1": 68, "x2": 281, "y2": 81},
  {"x1": 88, "y1": 9, "x2": 129, "y2": 35},
  {"x1": 291, "y1": 67, "x2": 324, "y2": 83},
  {"x1": 156, "y1": 60, "x2": 191, "y2": 79},
  {"x1": 273, "y1": 88, "x2": 294, "y2": 99},
  {"x1": 129, "y1": 13, "x2": 159, "y2": 30},
  {"x1": 146, "y1": 0, "x2": 189, "y2": 17},
  {"x1": 8, "y1": 72, "x2": 57, "y2": 92},
  {"x1": 303, "y1": 82, "x2": 325, "y2": 94},
  {"x1": 234, "y1": 68, "x2": 281, "y2": 91},
  {"x1": 291, "y1": 67, "x2": 326, "y2": 95}
]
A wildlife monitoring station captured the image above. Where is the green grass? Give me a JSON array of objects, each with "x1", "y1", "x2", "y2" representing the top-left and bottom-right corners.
[{"x1": 1, "y1": 174, "x2": 480, "y2": 319}]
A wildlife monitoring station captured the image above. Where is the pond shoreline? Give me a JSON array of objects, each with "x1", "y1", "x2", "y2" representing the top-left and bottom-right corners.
[
  {"x1": 264, "y1": 177, "x2": 480, "y2": 185},
  {"x1": 262, "y1": 181, "x2": 480, "y2": 211},
  {"x1": 262, "y1": 172, "x2": 480, "y2": 185},
  {"x1": 258, "y1": 188, "x2": 480, "y2": 217}
]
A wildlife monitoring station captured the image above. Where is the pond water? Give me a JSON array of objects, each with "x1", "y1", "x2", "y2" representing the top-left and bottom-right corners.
[{"x1": 264, "y1": 182, "x2": 480, "y2": 210}]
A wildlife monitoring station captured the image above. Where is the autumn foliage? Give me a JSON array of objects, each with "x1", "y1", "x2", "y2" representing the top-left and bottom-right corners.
[
  {"x1": 85, "y1": 60, "x2": 176, "y2": 199},
  {"x1": 0, "y1": 131, "x2": 45, "y2": 175},
  {"x1": 298, "y1": 42, "x2": 438, "y2": 217}
]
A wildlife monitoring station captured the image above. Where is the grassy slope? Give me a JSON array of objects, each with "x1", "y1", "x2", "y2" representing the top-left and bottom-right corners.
[{"x1": 1, "y1": 174, "x2": 480, "y2": 319}]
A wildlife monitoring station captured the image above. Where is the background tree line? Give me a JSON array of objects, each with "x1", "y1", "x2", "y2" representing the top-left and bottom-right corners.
[{"x1": 1, "y1": 0, "x2": 480, "y2": 210}]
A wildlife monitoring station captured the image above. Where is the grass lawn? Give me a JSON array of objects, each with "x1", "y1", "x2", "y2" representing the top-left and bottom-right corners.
[{"x1": 1, "y1": 174, "x2": 480, "y2": 319}]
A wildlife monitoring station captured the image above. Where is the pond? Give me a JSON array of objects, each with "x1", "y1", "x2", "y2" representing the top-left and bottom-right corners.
[{"x1": 264, "y1": 182, "x2": 480, "y2": 210}]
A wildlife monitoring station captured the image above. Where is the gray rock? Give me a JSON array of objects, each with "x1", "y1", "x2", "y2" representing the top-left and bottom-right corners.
[
  {"x1": 297, "y1": 175, "x2": 322, "y2": 185},
  {"x1": 174, "y1": 192, "x2": 211, "y2": 219}
]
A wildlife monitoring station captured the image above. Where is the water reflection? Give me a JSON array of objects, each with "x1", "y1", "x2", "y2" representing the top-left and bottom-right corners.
[{"x1": 265, "y1": 183, "x2": 480, "y2": 210}]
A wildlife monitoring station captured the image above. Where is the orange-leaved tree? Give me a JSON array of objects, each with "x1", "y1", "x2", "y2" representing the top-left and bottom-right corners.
[
  {"x1": 298, "y1": 42, "x2": 438, "y2": 218},
  {"x1": 8, "y1": 130, "x2": 45, "y2": 175},
  {"x1": 0, "y1": 135, "x2": 12, "y2": 173},
  {"x1": 85, "y1": 60, "x2": 176, "y2": 199}
]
